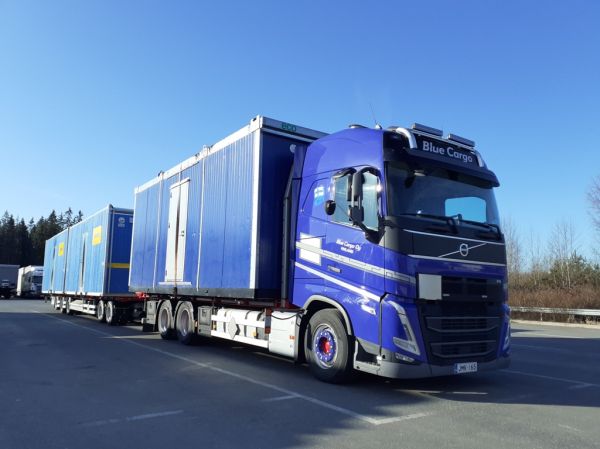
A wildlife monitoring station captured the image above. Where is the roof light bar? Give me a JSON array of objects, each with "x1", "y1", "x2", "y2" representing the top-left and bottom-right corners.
[
  {"x1": 447, "y1": 133, "x2": 475, "y2": 148},
  {"x1": 348, "y1": 124, "x2": 368, "y2": 129},
  {"x1": 412, "y1": 123, "x2": 443, "y2": 137}
]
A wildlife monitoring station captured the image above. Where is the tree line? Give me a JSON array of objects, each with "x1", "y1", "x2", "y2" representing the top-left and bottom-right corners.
[
  {"x1": 0, "y1": 208, "x2": 83, "y2": 267},
  {"x1": 504, "y1": 176, "x2": 600, "y2": 310}
]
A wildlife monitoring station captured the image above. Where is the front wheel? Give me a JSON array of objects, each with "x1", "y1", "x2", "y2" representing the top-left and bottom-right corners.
[{"x1": 305, "y1": 309, "x2": 354, "y2": 383}]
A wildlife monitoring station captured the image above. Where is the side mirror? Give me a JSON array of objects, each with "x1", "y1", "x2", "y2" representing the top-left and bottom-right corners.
[
  {"x1": 324, "y1": 200, "x2": 336, "y2": 216},
  {"x1": 351, "y1": 172, "x2": 363, "y2": 200}
]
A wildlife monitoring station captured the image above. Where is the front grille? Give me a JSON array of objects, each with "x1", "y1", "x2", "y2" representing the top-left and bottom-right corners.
[
  {"x1": 426, "y1": 316, "x2": 499, "y2": 333},
  {"x1": 430, "y1": 340, "x2": 496, "y2": 359},
  {"x1": 417, "y1": 295, "x2": 503, "y2": 365}
]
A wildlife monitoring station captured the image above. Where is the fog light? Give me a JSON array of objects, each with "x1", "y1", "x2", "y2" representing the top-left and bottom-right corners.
[{"x1": 395, "y1": 352, "x2": 415, "y2": 363}]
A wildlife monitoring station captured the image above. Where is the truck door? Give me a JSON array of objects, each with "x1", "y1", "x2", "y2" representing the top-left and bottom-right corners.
[
  {"x1": 325, "y1": 168, "x2": 385, "y2": 348},
  {"x1": 165, "y1": 179, "x2": 189, "y2": 282}
]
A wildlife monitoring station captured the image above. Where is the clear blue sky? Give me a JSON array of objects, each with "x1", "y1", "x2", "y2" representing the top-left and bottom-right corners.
[{"x1": 1, "y1": 1, "x2": 599, "y2": 257}]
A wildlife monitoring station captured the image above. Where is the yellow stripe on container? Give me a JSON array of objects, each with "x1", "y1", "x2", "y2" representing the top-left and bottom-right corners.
[{"x1": 110, "y1": 263, "x2": 130, "y2": 269}]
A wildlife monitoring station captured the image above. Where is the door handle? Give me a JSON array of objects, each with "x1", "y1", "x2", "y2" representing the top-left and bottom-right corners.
[{"x1": 327, "y1": 265, "x2": 341, "y2": 274}]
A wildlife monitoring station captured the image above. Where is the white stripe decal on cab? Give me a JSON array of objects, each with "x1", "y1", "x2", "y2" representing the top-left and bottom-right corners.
[{"x1": 295, "y1": 261, "x2": 381, "y2": 302}]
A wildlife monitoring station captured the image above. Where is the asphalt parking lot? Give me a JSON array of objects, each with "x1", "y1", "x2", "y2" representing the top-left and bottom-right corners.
[{"x1": 1, "y1": 299, "x2": 599, "y2": 449}]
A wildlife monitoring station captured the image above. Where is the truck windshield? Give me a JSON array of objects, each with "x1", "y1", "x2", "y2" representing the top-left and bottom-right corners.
[
  {"x1": 32, "y1": 276, "x2": 43, "y2": 284},
  {"x1": 386, "y1": 163, "x2": 500, "y2": 226}
]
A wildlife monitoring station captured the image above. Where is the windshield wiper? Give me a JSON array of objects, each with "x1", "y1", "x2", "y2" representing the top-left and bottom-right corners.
[
  {"x1": 455, "y1": 217, "x2": 501, "y2": 237},
  {"x1": 398, "y1": 213, "x2": 459, "y2": 233}
]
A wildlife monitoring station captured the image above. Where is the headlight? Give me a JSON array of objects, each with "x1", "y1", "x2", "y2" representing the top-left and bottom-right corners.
[
  {"x1": 389, "y1": 301, "x2": 421, "y2": 356},
  {"x1": 502, "y1": 316, "x2": 511, "y2": 351}
]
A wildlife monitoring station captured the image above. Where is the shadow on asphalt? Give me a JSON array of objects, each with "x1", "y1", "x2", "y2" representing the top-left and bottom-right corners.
[{"x1": 1, "y1": 305, "x2": 599, "y2": 449}]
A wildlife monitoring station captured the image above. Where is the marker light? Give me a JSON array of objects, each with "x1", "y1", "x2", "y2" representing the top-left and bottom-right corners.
[
  {"x1": 447, "y1": 133, "x2": 475, "y2": 148},
  {"x1": 412, "y1": 123, "x2": 443, "y2": 137}
]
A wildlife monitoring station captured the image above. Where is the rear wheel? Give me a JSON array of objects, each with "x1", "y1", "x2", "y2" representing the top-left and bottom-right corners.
[
  {"x1": 66, "y1": 298, "x2": 73, "y2": 315},
  {"x1": 176, "y1": 301, "x2": 196, "y2": 345},
  {"x1": 158, "y1": 301, "x2": 176, "y2": 340},
  {"x1": 305, "y1": 309, "x2": 353, "y2": 383},
  {"x1": 96, "y1": 300, "x2": 106, "y2": 322},
  {"x1": 105, "y1": 301, "x2": 117, "y2": 325}
]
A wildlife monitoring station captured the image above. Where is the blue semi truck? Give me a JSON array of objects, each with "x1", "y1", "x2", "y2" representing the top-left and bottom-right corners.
[{"x1": 130, "y1": 116, "x2": 510, "y2": 383}]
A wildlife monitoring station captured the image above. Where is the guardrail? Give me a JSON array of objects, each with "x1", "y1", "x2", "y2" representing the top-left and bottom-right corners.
[{"x1": 511, "y1": 306, "x2": 600, "y2": 317}]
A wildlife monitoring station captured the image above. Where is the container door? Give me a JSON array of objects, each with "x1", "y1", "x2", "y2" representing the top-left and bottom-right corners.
[
  {"x1": 165, "y1": 179, "x2": 189, "y2": 282},
  {"x1": 176, "y1": 180, "x2": 189, "y2": 281}
]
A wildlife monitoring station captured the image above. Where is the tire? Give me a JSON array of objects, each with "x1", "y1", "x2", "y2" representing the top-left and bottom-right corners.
[
  {"x1": 105, "y1": 301, "x2": 117, "y2": 326},
  {"x1": 175, "y1": 301, "x2": 196, "y2": 345},
  {"x1": 66, "y1": 298, "x2": 73, "y2": 315},
  {"x1": 157, "y1": 301, "x2": 176, "y2": 340},
  {"x1": 305, "y1": 309, "x2": 354, "y2": 383},
  {"x1": 96, "y1": 300, "x2": 106, "y2": 322}
]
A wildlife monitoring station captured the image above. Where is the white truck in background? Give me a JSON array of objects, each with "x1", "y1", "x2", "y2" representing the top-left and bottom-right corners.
[
  {"x1": 0, "y1": 264, "x2": 19, "y2": 299},
  {"x1": 16, "y1": 266, "x2": 44, "y2": 298}
]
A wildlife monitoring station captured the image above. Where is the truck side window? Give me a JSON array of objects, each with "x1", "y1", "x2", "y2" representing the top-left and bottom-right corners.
[
  {"x1": 332, "y1": 175, "x2": 351, "y2": 224},
  {"x1": 362, "y1": 172, "x2": 379, "y2": 230}
]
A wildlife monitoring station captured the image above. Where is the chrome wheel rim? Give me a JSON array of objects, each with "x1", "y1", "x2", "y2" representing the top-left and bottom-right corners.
[
  {"x1": 180, "y1": 309, "x2": 190, "y2": 337},
  {"x1": 159, "y1": 308, "x2": 169, "y2": 333},
  {"x1": 313, "y1": 324, "x2": 338, "y2": 369}
]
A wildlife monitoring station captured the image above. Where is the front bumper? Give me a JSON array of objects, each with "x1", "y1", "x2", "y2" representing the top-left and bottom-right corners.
[
  {"x1": 356, "y1": 354, "x2": 510, "y2": 379},
  {"x1": 382, "y1": 354, "x2": 510, "y2": 379}
]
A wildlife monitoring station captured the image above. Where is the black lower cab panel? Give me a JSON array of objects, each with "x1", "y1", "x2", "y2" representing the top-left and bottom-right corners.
[{"x1": 416, "y1": 299, "x2": 503, "y2": 366}]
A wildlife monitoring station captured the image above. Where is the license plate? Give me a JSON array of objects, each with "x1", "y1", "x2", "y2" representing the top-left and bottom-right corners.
[{"x1": 454, "y1": 362, "x2": 478, "y2": 374}]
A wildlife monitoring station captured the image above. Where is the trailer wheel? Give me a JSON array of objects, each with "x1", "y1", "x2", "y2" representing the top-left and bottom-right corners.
[
  {"x1": 158, "y1": 301, "x2": 176, "y2": 340},
  {"x1": 96, "y1": 300, "x2": 106, "y2": 322},
  {"x1": 305, "y1": 309, "x2": 353, "y2": 383},
  {"x1": 106, "y1": 301, "x2": 117, "y2": 326},
  {"x1": 175, "y1": 301, "x2": 196, "y2": 345},
  {"x1": 66, "y1": 298, "x2": 73, "y2": 315}
]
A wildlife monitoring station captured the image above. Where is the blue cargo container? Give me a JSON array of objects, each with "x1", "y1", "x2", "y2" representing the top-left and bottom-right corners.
[
  {"x1": 42, "y1": 228, "x2": 69, "y2": 294},
  {"x1": 43, "y1": 205, "x2": 138, "y2": 324},
  {"x1": 130, "y1": 116, "x2": 326, "y2": 299}
]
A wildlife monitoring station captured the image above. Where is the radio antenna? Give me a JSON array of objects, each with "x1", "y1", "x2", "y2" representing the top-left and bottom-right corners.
[{"x1": 369, "y1": 103, "x2": 382, "y2": 130}]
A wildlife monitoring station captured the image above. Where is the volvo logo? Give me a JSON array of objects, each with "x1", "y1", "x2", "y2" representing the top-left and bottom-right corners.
[{"x1": 459, "y1": 243, "x2": 469, "y2": 257}]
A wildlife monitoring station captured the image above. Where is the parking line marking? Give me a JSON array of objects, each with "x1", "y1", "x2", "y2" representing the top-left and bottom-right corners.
[
  {"x1": 371, "y1": 412, "x2": 433, "y2": 426},
  {"x1": 262, "y1": 395, "x2": 299, "y2": 402},
  {"x1": 82, "y1": 410, "x2": 183, "y2": 427},
  {"x1": 37, "y1": 313, "x2": 430, "y2": 426},
  {"x1": 567, "y1": 383, "x2": 594, "y2": 390}
]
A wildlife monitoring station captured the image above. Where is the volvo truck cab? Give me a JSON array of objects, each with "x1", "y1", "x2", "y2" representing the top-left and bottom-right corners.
[{"x1": 292, "y1": 123, "x2": 510, "y2": 381}]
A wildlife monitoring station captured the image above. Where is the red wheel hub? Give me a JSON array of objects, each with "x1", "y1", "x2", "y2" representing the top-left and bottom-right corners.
[{"x1": 319, "y1": 337, "x2": 331, "y2": 354}]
